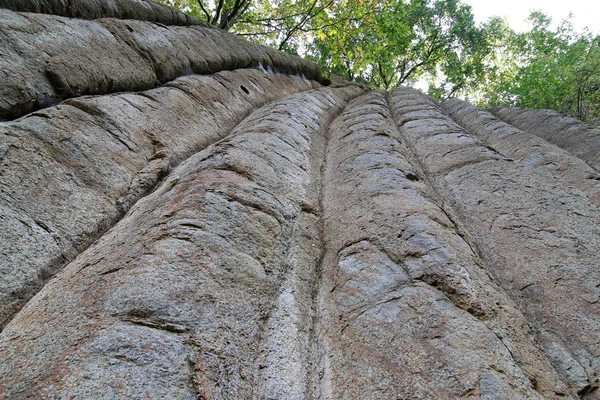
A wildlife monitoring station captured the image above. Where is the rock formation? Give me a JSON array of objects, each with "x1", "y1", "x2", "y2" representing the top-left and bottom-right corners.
[{"x1": 0, "y1": 1, "x2": 598, "y2": 398}]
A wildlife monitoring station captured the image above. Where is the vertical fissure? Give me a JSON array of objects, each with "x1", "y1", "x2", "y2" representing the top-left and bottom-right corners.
[
  {"x1": 383, "y1": 91, "x2": 484, "y2": 264},
  {"x1": 305, "y1": 94, "x2": 366, "y2": 400},
  {"x1": 249, "y1": 87, "x2": 366, "y2": 400}
]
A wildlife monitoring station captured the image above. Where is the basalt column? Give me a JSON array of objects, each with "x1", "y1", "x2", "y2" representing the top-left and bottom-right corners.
[{"x1": 0, "y1": 86, "x2": 364, "y2": 399}]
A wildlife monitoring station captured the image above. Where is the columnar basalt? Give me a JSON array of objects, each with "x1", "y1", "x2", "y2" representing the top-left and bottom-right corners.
[
  {"x1": 0, "y1": 70, "x2": 320, "y2": 329},
  {"x1": 490, "y1": 106, "x2": 600, "y2": 173},
  {"x1": 314, "y1": 91, "x2": 570, "y2": 399},
  {"x1": 389, "y1": 88, "x2": 599, "y2": 396},
  {"x1": 0, "y1": 1, "x2": 599, "y2": 399},
  {"x1": 442, "y1": 99, "x2": 600, "y2": 207},
  {"x1": 0, "y1": 8, "x2": 324, "y2": 120}
]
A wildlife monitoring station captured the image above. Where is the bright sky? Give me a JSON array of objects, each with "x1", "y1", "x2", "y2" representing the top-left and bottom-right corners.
[{"x1": 462, "y1": 0, "x2": 600, "y2": 34}]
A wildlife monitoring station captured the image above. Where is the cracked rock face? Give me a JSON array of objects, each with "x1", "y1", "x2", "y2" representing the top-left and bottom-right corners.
[{"x1": 1, "y1": 2, "x2": 599, "y2": 399}]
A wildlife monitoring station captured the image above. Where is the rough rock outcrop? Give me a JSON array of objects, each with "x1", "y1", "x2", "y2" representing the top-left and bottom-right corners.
[
  {"x1": 0, "y1": 68, "x2": 319, "y2": 329},
  {"x1": 0, "y1": 8, "x2": 323, "y2": 120},
  {"x1": 490, "y1": 106, "x2": 600, "y2": 172},
  {"x1": 0, "y1": 0, "x2": 205, "y2": 25},
  {"x1": 1, "y1": 1, "x2": 599, "y2": 399}
]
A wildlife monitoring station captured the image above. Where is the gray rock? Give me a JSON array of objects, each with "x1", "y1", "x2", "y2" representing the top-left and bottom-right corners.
[
  {"x1": 491, "y1": 106, "x2": 600, "y2": 173},
  {"x1": 443, "y1": 99, "x2": 600, "y2": 207},
  {"x1": 0, "y1": 85, "x2": 363, "y2": 399},
  {"x1": 0, "y1": 9, "x2": 324, "y2": 120},
  {"x1": 1, "y1": 1, "x2": 599, "y2": 398},
  {"x1": 0, "y1": 0, "x2": 205, "y2": 26},
  {"x1": 392, "y1": 87, "x2": 600, "y2": 396},
  {"x1": 315, "y1": 91, "x2": 568, "y2": 399},
  {"x1": 0, "y1": 69, "x2": 319, "y2": 329}
]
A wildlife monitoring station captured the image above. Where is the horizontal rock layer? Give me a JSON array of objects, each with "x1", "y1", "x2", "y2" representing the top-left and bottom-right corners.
[
  {"x1": 0, "y1": 9, "x2": 323, "y2": 120},
  {"x1": 1, "y1": 1, "x2": 599, "y2": 399},
  {"x1": 0, "y1": 0, "x2": 205, "y2": 25}
]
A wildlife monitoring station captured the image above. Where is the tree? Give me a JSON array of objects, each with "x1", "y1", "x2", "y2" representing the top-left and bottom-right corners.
[
  {"x1": 158, "y1": 0, "x2": 495, "y2": 95},
  {"x1": 475, "y1": 12, "x2": 600, "y2": 123},
  {"x1": 157, "y1": 0, "x2": 251, "y2": 30},
  {"x1": 158, "y1": 1, "x2": 599, "y2": 122},
  {"x1": 157, "y1": 0, "x2": 336, "y2": 51},
  {"x1": 236, "y1": 0, "x2": 336, "y2": 51},
  {"x1": 307, "y1": 0, "x2": 496, "y2": 95}
]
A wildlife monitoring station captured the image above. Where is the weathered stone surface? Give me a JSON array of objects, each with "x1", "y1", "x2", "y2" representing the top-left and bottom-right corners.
[
  {"x1": 0, "y1": 9, "x2": 323, "y2": 120},
  {"x1": 1, "y1": 1, "x2": 600, "y2": 398},
  {"x1": 314, "y1": 90, "x2": 569, "y2": 399},
  {"x1": 0, "y1": 85, "x2": 363, "y2": 399},
  {"x1": 392, "y1": 87, "x2": 600, "y2": 396},
  {"x1": 0, "y1": 0, "x2": 203, "y2": 25},
  {"x1": 491, "y1": 106, "x2": 600, "y2": 172},
  {"x1": 0, "y1": 69, "x2": 318, "y2": 329},
  {"x1": 443, "y1": 99, "x2": 600, "y2": 207}
]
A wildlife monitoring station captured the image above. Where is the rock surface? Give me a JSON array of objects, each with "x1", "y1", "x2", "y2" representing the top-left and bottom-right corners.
[
  {"x1": 0, "y1": 68, "x2": 320, "y2": 329},
  {"x1": 0, "y1": 0, "x2": 204, "y2": 25},
  {"x1": 491, "y1": 106, "x2": 600, "y2": 173},
  {"x1": 1, "y1": 1, "x2": 599, "y2": 399},
  {"x1": 0, "y1": 8, "x2": 324, "y2": 120}
]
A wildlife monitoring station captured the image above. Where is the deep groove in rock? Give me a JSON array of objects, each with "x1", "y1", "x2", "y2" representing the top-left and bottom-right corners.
[{"x1": 306, "y1": 92, "x2": 367, "y2": 400}]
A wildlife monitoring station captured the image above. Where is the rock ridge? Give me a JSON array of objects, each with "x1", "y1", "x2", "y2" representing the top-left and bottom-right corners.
[
  {"x1": 0, "y1": 0, "x2": 206, "y2": 25},
  {"x1": 0, "y1": 0, "x2": 599, "y2": 398},
  {"x1": 0, "y1": 8, "x2": 325, "y2": 120}
]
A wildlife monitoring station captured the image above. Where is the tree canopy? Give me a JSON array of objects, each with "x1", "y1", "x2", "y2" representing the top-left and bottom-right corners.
[
  {"x1": 158, "y1": 0, "x2": 600, "y2": 123},
  {"x1": 475, "y1": 12, "x2": 600, "y2": 122}
]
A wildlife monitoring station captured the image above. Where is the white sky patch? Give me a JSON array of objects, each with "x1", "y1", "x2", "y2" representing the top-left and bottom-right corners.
[{"x1": 462, "y1": 0, "x2": 600, "y2": 34}]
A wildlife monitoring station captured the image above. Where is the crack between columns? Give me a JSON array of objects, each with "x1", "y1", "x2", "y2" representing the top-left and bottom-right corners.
[
  {"x1": 385, "y1": 91, "x2": 581, "y2": 398},
  {"x1": 383, "y1": 90, "x2": 559, "y2": 397},
  {"x1": 306, "y1": 90, "x2": 367, "y2": 400},
  {"x1": 383, "y1": 91, "x2": 487, "y2": 272}
]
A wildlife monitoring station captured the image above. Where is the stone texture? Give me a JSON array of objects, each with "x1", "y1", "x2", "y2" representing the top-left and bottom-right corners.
[
  {"x1": 313, "y1": 91, "x2": 570, "y2": 399},
  {"x1": 0, "y1": 0, "x2": 204, "y2": 25},
  {"x1": 0, "y1": 9, "x2": 324, "y2": 120},
  {"x1": 390, "y1": 88, "x2": 599, "y2": 397},
  {"x1": 1, "y1": 1, "x2": 599, "y2": 399},
  {"x1": 491, "y1": 106, "x2": 600, "y2": 172},
  {"x1": 0, "y1": 85, "x2": 364, "y2": 399},
  {"x1": 443, "y1": 99, "x2": 600, "y2": 207},
  {"x1": 0, "y1": 69, "x2": 319, "y2": 329}
]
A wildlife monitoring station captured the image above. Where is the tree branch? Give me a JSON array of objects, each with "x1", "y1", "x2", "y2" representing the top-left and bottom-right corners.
[
  {"x1": 196, "y1": 0, "x2": 212, "y2": 22},
  {"x1": 278, "y1": 0, "x2": 334, "y2": 50},
  {"x1": 212, "y1": 0, "x2": 225, "y2": 25},
  {"x1": 221, "y1": 0, "x2": 251, "y2": 30},
  {"x1": 378, "y1": 62, "x2": 390, "y2": 89}
]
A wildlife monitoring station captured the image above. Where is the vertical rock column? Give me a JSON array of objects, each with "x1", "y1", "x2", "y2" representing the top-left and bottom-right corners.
[
  {"x1": 390, "y1": 87, "x2": 600, "y2": 396},
  {"x1": 0, "y1": 70, "x2": 316, "y2": 331},
  {"x1": 491, "y1": 107, "x2": 600, "y2": 172},
  {"x1": 0, "y1": 85, "x2": 363, "y2": 399},
  {"x1": 442, "y1": 99, "x2": 600, "y2": 208},
  {"x1": 312, "y1": 90, "x2": 570, "y2": 399}
]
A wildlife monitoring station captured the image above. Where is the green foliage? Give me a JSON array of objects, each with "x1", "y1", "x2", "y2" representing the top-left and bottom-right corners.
[
  {"x1": 158, "y1": 0, "x2": 495, "y2": 96},
  {"x1": 158, "y1": 0, "x2": 335, "y2": 50},
  {"x1": 157, "y1": 0, "x2": 252, "y2": 30},
  {"x1": 158, "y1": 0, "x2": 600, "y2": 122},
  {"x1": 307, "y1": 0, "x2": 496, "y2": 95},
  {"x1": 474, "y1": 12, "x2": 600, "y2": 122}
]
